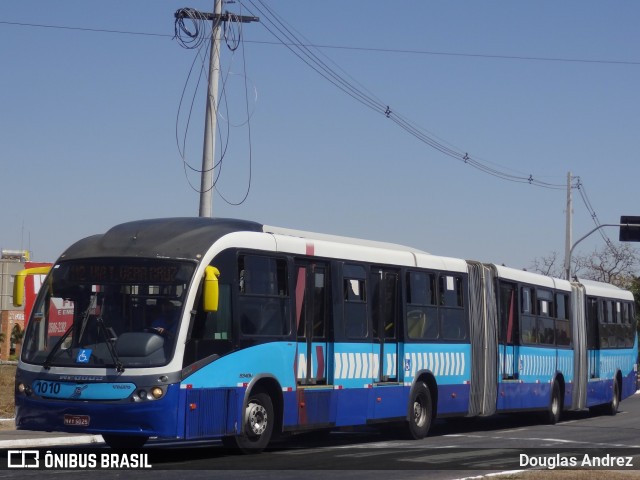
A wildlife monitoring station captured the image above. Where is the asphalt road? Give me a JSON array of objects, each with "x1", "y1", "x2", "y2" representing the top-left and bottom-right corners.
[{"x1": 2, "y1": 393, "x2": 640, "y2": 479}]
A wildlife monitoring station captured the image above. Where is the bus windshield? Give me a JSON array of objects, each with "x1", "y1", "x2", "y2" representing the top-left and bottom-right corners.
[{"x1": 21, "y1": 258, "x2": 196, "y2": 369}]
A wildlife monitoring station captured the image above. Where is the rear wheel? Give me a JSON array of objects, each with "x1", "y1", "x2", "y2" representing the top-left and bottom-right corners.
[
  {"x1": 546, "y1": 382, "x2": 562, "y2": 425},
  {"x1": 222, "y1": 392, "x2": 274, "y2": 453},
  {"x1": 404, "y1": 381, "x2": 433, "y2": 439},
  {"x1": 604, "y1": 380, "x2": 620, "y2": 416}
]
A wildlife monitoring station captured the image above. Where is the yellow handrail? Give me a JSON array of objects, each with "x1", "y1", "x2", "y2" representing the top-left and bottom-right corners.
[{"x1": 13, "y1": 266, "x2": 52, "y2": 307}]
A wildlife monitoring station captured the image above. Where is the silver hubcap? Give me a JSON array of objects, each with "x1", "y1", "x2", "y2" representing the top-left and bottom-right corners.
[
  {"x1": 413, "y1": 398, "x2": 427, "y2": 427},
  {"x1": 246, "y1": 402, "x2": 268, "y2": 436}
]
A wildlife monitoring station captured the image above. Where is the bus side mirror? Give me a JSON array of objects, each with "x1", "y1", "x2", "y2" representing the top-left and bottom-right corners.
[
  {"x1": 13, "y1": 266, "x2": 52, "y2": 307},
  {"x1": 203, "y1": 266, "x2": 220, "y2": 312}
]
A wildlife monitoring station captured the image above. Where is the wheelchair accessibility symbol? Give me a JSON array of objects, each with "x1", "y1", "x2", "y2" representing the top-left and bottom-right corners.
[{"x1": 76, "y1": 349, "x2": 92, "y2": 363}]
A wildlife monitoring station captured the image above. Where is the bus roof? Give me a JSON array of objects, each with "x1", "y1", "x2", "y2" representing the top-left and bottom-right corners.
[
  {"x1": 576, "y1": 278, "x2": 635, "y2": 301},
  {"x1": 57, "y1": 217, "x2": 468, "y2": 272},
  {"x1": 58, "y1": 218, "x2": 263, "y2": 261},
  {"x1": 492, "y1": 264, "x2": 572, "y2": 292}
]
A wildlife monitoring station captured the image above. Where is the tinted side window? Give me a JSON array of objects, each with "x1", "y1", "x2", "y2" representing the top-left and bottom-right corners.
[
  {"x1": 406, "y1": 271, "x2": 438, "y2": 340},
  {"x1": 238, "y1": 255, "x2": 290, "y2": 336},
  {"x1": 343, "y1": 264, "x2": 368, "y2": 339},
  {"x1": 439, "y1": 275, "x2": 466, "y2": 341}
]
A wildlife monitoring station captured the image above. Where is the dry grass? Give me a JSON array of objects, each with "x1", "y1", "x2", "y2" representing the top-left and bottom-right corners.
[{"x1": 0, "y1": 363, "x2": 16, "y2": 418}]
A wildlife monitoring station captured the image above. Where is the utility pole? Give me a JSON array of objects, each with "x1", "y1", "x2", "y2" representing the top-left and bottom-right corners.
[
  {"x1": 175, "y1": 3, "x2": 258, "y2": 218},
  {"x1": 563, "y1": 172, "x2": 572, "y2": 280},
  {"x1": 199, "y1": 0, "x2": 223, "y2": 219}
]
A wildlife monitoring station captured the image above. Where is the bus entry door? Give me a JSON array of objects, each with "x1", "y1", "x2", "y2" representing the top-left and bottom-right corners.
[{"x1": 294, "y1": 261, "x2": 334, "y2": 426}]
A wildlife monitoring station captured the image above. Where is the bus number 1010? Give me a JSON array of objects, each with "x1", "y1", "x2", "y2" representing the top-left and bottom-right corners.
[{"x1": 34, "y1": 381, "x2": 62, "y2": 395}]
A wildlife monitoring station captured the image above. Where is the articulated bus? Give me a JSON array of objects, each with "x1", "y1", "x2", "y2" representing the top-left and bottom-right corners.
[{"x1": 13, "y1": 218, "x2": 638, "y2": 451}]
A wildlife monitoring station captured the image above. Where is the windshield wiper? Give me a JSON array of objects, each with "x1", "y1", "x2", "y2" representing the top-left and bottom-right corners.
[
  {"x1": 44, "y1": 294, "x2": 96, "y2": 370},
  {"x1": 96, "y1": 317, "x2": 124, "y2": 373},
  {"x1": 42, "y1": 323, "x2": 75, "y2": 370}
]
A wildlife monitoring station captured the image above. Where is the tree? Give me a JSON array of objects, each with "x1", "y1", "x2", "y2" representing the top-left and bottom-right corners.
[
  {"x1": 530, "y1": 243, "x2": 639, "y2": 289},
  {"x1": 573, "y1": 243, "x2": 639, "y2": 289},
  {"x1": 11, "y1": 323, "x2": 25, "y2": 358},
  {"x1": 531, "y1": 243, "x2": 640, "y2": 349},
  {"x1": 11, "y1": 323, "x2": 24, "y2": 346},
  {"x1": 529, "y1": 251, "x2": 564, "y2": 278}
]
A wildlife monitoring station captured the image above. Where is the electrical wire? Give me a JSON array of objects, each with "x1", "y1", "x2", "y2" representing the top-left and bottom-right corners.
[
  {"x1": 174, "y1": 8, "x2": 254, "y2": 205},
  {"x1": 574, "y1": 177, "x2": 614, "y2": 248},
  {"x1": 5, "y1": 16, "x2": 628, "y2": 198},
  {"x1": 5, "y1": 20, "x2": 640, "y2": 66},
  {"x1": 240, "y1": 0, "x2": 567, "y2": 190}
]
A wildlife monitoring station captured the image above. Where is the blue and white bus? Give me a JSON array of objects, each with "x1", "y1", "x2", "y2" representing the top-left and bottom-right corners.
[{"x1": 14, "y1": 218, "x2": 638, "y2": 451}]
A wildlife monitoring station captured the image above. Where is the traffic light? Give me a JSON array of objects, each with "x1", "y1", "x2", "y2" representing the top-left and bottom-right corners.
[{"x1": 619, "y1": 216, "x2": 640, "y2": 242}]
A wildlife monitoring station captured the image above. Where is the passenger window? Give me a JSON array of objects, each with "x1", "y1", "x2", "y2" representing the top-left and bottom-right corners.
[
  {"x1": 406, "y1": 271, "x2": 435, "y2": 306},
  {"x1": 439, "y1": 275, "x2": 463, "y2": 307},
  {"x1": 555, "y1": 319, "x2": 571, "y2": 346},
  {"x1": 371, "y1": 270, "x2": 397, "y2": 340},
  {"x1": 522, "y1": 288, "x2": 533, "y2": 314},
  {"x1": 343, "y1": 264, "x2": 367, "y2": 339},
  {"x1": 555, "y1": 293, "x2": 568, "y2": 320},
  {"x1": 406, "y1": 271, "x2": 438, "y2": 340},
  {"x1": 439, "y1": 275, "x2": 466, "y2": 341},
  {"x1": 521, "y1": 315, "x2": 538, "y2": 344},
  {"x1": 537, "y1": 289, "x2": 553, "y2": 317},
  {"x1": 238, "y1": 255, "x2": 290, "y2": 336}
]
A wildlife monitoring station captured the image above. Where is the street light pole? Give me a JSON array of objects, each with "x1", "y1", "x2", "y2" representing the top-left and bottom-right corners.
[
  {"x1": 566, "y1": 222, "x2": 640, "y2": 280},
  {"x1": 563, "y1": 172, "x2": 572, "y2": 283}
]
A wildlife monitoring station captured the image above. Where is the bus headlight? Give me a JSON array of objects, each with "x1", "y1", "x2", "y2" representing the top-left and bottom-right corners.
[
  {"x1": 150, "y1": 387, "x2": 164, "y2": 400},
  {"x1": 17, "y1": 383, "x2": 32, "y2": 396},
  {"x1": 134, "y1": 386, "x2": 165, "y2": 401}
]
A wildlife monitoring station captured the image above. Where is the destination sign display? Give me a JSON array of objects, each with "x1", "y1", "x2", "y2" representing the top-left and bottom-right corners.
[{"x1": 60, "y1": 261, "x2": 194, "y2": 285}]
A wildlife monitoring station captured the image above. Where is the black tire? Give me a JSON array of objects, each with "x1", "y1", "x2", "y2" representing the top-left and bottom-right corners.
[
  {"x1": 102, "y1": 434, "x2": 148, "y2": 450},
  {"x1": 546, "y1": 382, "x2": 562, "y2": 425},
  {"x1": 223, "y1": 392, "x2": 274, "y2": 453},
  {"x1": 404, "y1": 381, "x2": 433, "y2": 439},
  {"x1": 604, "y1": 380, "x2": 620, "y2": 416}
]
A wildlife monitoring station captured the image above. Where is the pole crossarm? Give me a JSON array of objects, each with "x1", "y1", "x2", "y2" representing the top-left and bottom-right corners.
[{"x1": 174, "y1": 9, "x2": 259, "y2": 24}]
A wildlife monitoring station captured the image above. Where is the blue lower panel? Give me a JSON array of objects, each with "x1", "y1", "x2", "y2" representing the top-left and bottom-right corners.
[
  {"x1": 436, "y1": 384, "x2": 470, "y2": 415},
  {"x1": 497, "y1": 382, "x2": 551, "y2": 411},
  {"x1": 296, "y1": 388, "x2": 336, "y2": 426},
  {"x1": 335, "y1": 388, "x2": 369, "y2": 427},
  {"x1": 622, "y1": 370, "x2": 637, "y2": 401},
  {"x1": 372, "y1": 385, "x2": 407, "y2": 419},
  {"x1": 15, "y1": 384, "x2": 181, "y2": 438},
  {"x1": 586, "y1": 378, "x2": 612, "y2": 407},
  {"x1": 184, "y1": 388, "x2": 239, "y2": 439}
]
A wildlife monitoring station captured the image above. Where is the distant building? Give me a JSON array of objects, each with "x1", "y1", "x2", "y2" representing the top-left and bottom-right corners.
[{"x1": 0, "y1": 249, "x2": 49, "y2": 360}]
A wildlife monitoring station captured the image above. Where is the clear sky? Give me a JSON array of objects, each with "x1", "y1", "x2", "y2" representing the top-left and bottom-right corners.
[{"x1": 1, "y1": 1, "x2": 638, "y2": 271}]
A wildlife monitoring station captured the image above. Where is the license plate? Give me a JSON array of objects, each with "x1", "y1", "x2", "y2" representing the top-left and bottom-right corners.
[{"x1": 63, "y1": 414, "x2": 90, "y2": 427}]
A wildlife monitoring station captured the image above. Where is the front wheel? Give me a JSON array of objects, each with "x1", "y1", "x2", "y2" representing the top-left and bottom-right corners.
[
  {"x1": 222, "y1": 392, "x2": 274, "y2": 453},
  {"x1": 404, "y1": 381, "x2": 433, "y2": 439}
]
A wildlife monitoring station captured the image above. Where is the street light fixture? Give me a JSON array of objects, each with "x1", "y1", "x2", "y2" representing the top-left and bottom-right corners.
[{"x1": 565, "y1": 216, "x2": 640, "y2": 280}]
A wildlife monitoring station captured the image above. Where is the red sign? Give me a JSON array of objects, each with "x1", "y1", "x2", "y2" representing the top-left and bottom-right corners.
[{"x1": 23, "y1": 262, "x2": 52, "y2": 323}]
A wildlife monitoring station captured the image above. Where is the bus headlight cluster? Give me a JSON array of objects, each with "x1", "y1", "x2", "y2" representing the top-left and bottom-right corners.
[
  {"x1": 133, "y1": 386, "x2": 165, "y2": 402},
  {"x1": 16, "y1": 383, "x2": 32, "y2": 396}
]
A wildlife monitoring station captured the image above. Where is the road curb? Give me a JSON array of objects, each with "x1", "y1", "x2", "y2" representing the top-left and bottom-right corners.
[{"x1": 0, "y1": 434, "x2": 104, "y2": 448}]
